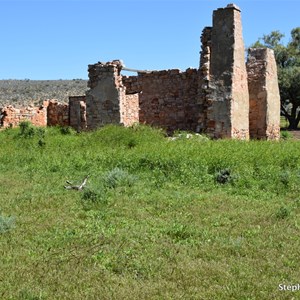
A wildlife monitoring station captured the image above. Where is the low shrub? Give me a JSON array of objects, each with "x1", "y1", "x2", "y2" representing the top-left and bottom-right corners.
[
  {"x1": 103, "y1": 168, "x2": 137, "y2": 189},
  {"x1": 82, "y1": 188, "x2": 107, "y2": 203},
  {"x1": 281, "y1": 130, "x2": 293, "y2": 140},
  {"x1": 19, "y1": 121, "x2": 35, "y2": 138},
  {"x1": 276, "y1": 206, "x2": 291, "y2": 219},
  {"x1": 215, "y1": 168, "x2": 234, "y2": 184},
  {"x1": 279, "y1": 170, "x2": 291, "y2": 186},
  {"x1": 0, "y1": 215, "x2": 15, "y2": 233},
  {"x1": 60, "y1": 126, "x2": 76, "y2": 135}
]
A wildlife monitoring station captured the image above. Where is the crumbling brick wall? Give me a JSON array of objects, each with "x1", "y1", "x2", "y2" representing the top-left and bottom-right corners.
[
  {"x1": 121, "y1": 76, "x2": 141, "y2": 126},
  {"x1": 0, "y1": 104, "x2": 47, "y2": 128},
  {"x1": 85, "y1": 4, "x2": 280, "y2": 139},
  {"x1": 86, "y1": 64, "x2": 201, "y2": 132},
  {"x1": 0, "y1": 100, "x2": 72, "y2": 129},
  {"x1": 85, "y1": 2, "x2": 280, "y2": 140},
  {"x1": 0, "y1": 100, "x2": 70, "y2": 129},
  {"x1": 69, "y1": 96, "x2": 87, "y2": 131},
  {"x1": 129, "y1": 68, "x2": 201, "y2": 132},
  {"x1": 121, "y1": 93, "x2": 140, "y2": 126},
  {"x1": 122, "y1": 76, "x2": 142, "y2": 94},
  {"x1": 86, "y1": 60, "x2": 125, "y2": 129},
  {"x1": 46, "y1": 100, "x2": 69, "y2": 127},
  {"x1": 198, "y1": 27, "x2": 212, "y2": 132},
  {"x1": 247, "y1": 48, "x2": 280, "y2": 140},
  {"x1": 1, "y1": 4, "x2": 280, "y2": 140}
]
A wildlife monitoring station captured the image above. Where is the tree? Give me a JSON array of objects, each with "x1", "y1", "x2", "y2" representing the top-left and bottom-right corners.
[{"x1": 251, "y1": 28, "x2": 300, "y2": 129}]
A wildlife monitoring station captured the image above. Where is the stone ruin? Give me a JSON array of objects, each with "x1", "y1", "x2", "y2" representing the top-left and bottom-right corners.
[
  {"x1": 0, "y1": 4, "x2": 280, "y2": 140},
  {"x1": 0, "y1": 100, "x2": 69, "y2": 128}
]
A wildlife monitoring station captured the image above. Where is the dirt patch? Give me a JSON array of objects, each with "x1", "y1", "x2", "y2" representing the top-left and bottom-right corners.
[{"x1": 290, "y1": 130, "x2": 300, "y2": 140}]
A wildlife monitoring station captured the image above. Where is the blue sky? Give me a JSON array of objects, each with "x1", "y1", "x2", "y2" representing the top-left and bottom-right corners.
[{"x1": 0, "y1": 0, "x2": 299, "y2": 79}]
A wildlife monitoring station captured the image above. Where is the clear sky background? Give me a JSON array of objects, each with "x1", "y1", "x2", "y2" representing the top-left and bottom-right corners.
[{"x1": 0, "y1": 0, "x2": 299, "y2": 79}]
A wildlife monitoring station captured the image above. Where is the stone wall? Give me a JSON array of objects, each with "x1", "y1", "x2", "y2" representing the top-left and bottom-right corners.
[
  {"x1": 86, "y1": 60, "x2": 125, "y2": 129},
  {"x1": 121, "y1": 93, "x2": 140, "y2": 126},
  {"x1": 247, "y1": 48, "x2": 280, "y2": 140},
  {"x1": 0, "y1": 4, "x2": 281, "y2": 140},
  {"x1": 122, "y1": 68, "x2": 201, "y2": 132},
  {"x1": 0, "y1": 104, "x2": 47, "y2": 128},
  {"x1": 206, "y1": 4, "x2": 249, "y2": 139},
  {"x1": 122, "y1": 76, "x2": 142, "y2": 94},
  {"x1": 84, "y1": 3, "x2": 280, "y2": 139},
  {"x1": 198, "y1": 27, "x2": 212, "y2": 133},
  {"x1": 69, "y1": 96, "x2": 87, "y2": 131},
  {"x1": 0, "y1": 100, "x2": 69, "y2": 128},
  {"x1": 46, "y1": 100, "x2": 69, "y2": 127}
]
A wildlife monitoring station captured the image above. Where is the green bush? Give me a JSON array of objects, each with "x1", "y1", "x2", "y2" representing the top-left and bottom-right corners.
[
  {"x1": 276, "y1": 206, "x2": 291, "y2": 219},
  {"x1": 0, "y1": 215, "x2": 15, "y2": 233},
  {"x1": 60, "y1": 126, "x2": 76, "y2": 135},
  {"x1": 82, "y1": 188, "x2": 106, "y2": 203},
  {"x1": 103, "y1": 168, "x2": 137, "y2": 189},
  {"x1": 215, "y1": 168, "x2": 234, "y2": 184},
  {"x1": 279, "y1": 170, "x2": 290, "y2": 186},
  {"x1": 281, "y1": 130, "x2": 293, "y2": 140},
  {"x1": 19, "y1": 121, "x2": 35, "y2": 138}
]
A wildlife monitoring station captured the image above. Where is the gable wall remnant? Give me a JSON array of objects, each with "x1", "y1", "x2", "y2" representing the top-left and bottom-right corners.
[
  {"x1": 206, "y1": 4, "x2": 249, "y2": 139},
  {"x1": 247, "y1": 48, "x2": 281, "y2": 140}
]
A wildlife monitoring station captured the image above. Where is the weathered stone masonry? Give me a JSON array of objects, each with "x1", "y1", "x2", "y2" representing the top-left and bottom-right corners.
[
  {"x1": 85, "y1": 63, "x2": 201, "y2": 132},
  {"x1": 0, "y1": 100, "x2": 69, "y2": 128},
  {"x1": 84, "y1": 3, "x2": 280, "y2": 139},
  {"x1": 0, "y1": 104, "x2": 47, "y2": 128},
  {"x1": 206, "y1": 4, "x2": 249, "y2": 139},
  {"x1": 0, "y1": 4, "x2": 280, "y2": 140},
  {"x1": 0, "y1": 98, "x2": 88, "y2": 130},
  {"x1": 247, "y1": 48, "x2": 280, "y2": 140},
  {"x1": 69, "y1": 96, "x2": 87, "y2": 132},
  {"x1": 86, "y1": 61, "x2": 125, "y2": 130},
  {"x1": 123, "y1": 68, "x2": 200, "y2": 132}
]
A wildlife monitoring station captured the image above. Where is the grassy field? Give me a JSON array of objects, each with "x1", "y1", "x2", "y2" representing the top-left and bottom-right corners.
[{"x1": 1, "y1": 124, "x2": 300, "y2": 299}]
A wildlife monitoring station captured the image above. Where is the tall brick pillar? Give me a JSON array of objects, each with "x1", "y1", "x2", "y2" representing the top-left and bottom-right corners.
[
  {"x1": 207, "y1": 4, "x2": 249, "y2": 139},
  {"x1": 247, "y1": 48, "x2": 280, "y2": 140},
  {"x1": 86, "y1": 60, "x2": 125, "y2": 129}
]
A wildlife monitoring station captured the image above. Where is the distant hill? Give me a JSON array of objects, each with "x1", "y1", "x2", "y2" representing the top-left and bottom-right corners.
[{"x1": 0, "y1": 79, "x2": 88, "y2": 108}]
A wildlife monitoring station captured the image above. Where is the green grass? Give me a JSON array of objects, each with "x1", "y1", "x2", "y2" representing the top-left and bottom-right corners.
[
  {"x1": 280, "y1": 116, "x2": 289, "y2": 129},
  {"x1": 1, "y1": 124, "x2": 300, "y2": 299}
]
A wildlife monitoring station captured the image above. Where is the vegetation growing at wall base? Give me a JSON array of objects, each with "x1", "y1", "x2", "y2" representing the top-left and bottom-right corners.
[{"x1": 1, "y1": 124, "x2": 300, "y2": 299}]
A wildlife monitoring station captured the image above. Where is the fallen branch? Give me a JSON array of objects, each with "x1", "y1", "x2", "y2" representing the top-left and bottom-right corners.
[{"x1": 64, "y1": 175, "x2": 90, "y2": 191}]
